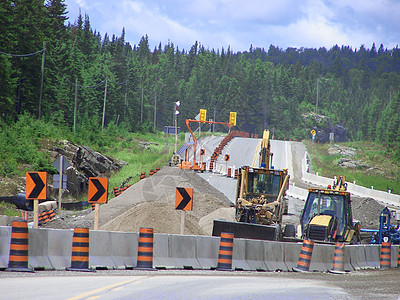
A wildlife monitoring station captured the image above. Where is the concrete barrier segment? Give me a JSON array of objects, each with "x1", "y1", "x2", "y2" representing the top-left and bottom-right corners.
[
  {"x1": 109, "y1": 231, "x2": 137, "y2": 269},
  {"x1": 245, "y1": 239, "x2": 267, "y2": 271},
  {"x1": 348, "y1": 245, "x2": 368, "y2": 270},
  {"x1": 232, "y1": 238, "x2": 251, "y2": 270},
  {"x1": 195, "y1": 235, "x2": 219, "y2": 269},
  {"x1": 153, "y1": 234, "x2": 170, "y2": 269},
  {"x1": 263, "y1": 241, "x2": 287, "y2": 271},
  {"x1": 283, "y1": 241, "x2": 303, "y2": 271},
  {"x1": 310, "y1": 243, "x2": 334, "y2": 272},
  {"x1": 364, "y1": 245, "x2": 380, "y2": 268},
  {"x1": 169, "y1": 234, "x2": 201, "y2": 269},
  {"x1": 89, "y1": 230, "x2": 113, "y2": 269},
  {"x1": 0, "y1": 226, "x2": 11, "y2": 268},
  {"x1": 391, "y1": 245, "x2": 398, "y2": 268},
  {"x1": 47, "y1": 228, "x2": 73, "y2": 270},
  {"x1": 29, "y1": 228, "x2": 52, "y2": 270}
]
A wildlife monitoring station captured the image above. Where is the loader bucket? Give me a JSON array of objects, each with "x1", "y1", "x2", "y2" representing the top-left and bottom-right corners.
[{"x1": 212, "y1": 220, "x2": 281, "y2": 241}]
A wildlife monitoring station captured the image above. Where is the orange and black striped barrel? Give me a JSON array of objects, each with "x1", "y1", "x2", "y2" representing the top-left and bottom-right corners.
[
  {"x1": 234, "y1": 169, "x2": 239, "y2": 179},
  {"x1": 7, "y1": 220, "x2": 32, "y2": 272},
  {"x1": 209, "y1": 161, "x2": 214, "y2": 172},
  {"x1": 330, "y1": 243, "x2": 345, "y2": 274},
  {"x1": 227, "y1": 168, "x2": 231, "y2": 177},
  {"x1": 216, "y1": 232, "x2": 234, "y2": 271},
  {"x1": 48, "y1": 209, "x2": 55, "y2": 221},
  {"x1": 380, "y1": 242, "x2": 391, "y2": 269},
  {"x1": 113, "y1": 187, "x2": 120, "y2": 197},
  {"x1": 67, "y1": 227, "x2": 91, "y2": 271},
  {"x1": 136, "y1": 227, "x2": 156, "y2": 270},
  {"x1": 293, "y1": 239, "x2": 314, "y2": 272},
  {"x1": 91, "y1": 204, "x2": 96, "y2": 211},
  {"x1": 149, "y1": 169, "x2": 155, "y2": 176},
  {"x1": 397, "y1": 246, "x2": 400, "y2": 268},
  {"x1": 41, "y1": 211, "x2": 50, "y2": 224},
  {"x1": 38, "y1": 212, "x2": 46, "y2": 224},
  {"x1": 140, "y1": 172, "x2": 146, "y2": 180},
  {"x1": 155, "y1": 167, "x2": 160, "y2": 173}
]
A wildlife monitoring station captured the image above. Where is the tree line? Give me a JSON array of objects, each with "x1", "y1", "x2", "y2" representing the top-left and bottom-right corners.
[{"x1": 1, "y1": 1, "x2": 400, "y2": 158}]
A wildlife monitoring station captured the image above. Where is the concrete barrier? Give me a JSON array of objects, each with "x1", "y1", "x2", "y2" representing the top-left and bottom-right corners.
[
  {"x1": 264, "y1": 241, "x2": 287, "y2": 271},
  {"x1": 391, "y1": 245, "x2": 398, "y2": 268},
  {"x1": 245, "y1": 239, "x2": 267, "y2": 271},
  {"x1": 348, "y1": 245, "x2": 369, "y2": 270},
  {"x1": 0, "y1": 226, "x2": 11, "y2": 268},
  {"x1": 364, "y1": 245, "x2": 380, "y2": 268},
  {"x1": 310, "y1": 243, "x2": 334, "y2": 272},
  {"x1": 109, "y1": 231, "x2": 137, "y2": 269},
  {"x1": 29, "y1": 228, "x2": 53, "y2": 270},
  {"x1": 195, "y1": 235, "x2": 219, "y2": 269},
  {"x1": 169, "y1": 234, "x2": 201, "y2": 269},
  {"x1": 232, "y1": 238, "x2": 250, "y2": 270},
  {"x1": 153, "y1": 233, "x2": 170, "y2": 269},
  {"x1": 47, "y1": 228, "x2": 73, "y2": 270},
  {"x1": 90, "y1": 230, "x2": 114, "y2": 269},
  {"x1": 283, "y1": 241, "x2": 303, "y2": 271}
]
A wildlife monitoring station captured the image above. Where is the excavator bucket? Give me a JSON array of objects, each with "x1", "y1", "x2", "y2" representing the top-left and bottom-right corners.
[{"x1": 212, "y1": 220, "x2": 281, "y2": 241}]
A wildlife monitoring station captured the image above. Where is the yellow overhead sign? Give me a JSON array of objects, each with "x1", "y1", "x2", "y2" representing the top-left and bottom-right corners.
[
  {"x1": 229, "y1": 112, "x2": 237, "y2": 127},
  {"x1": 200, "y1": 109, "x2": 207, "y2": 122}
]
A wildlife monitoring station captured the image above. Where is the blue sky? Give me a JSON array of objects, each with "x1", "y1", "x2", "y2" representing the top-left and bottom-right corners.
[{"x1": 63, "y1": 0, "x2": 400, "y2": 52}]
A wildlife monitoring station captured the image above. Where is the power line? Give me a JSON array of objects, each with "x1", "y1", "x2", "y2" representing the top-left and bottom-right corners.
[{"x1": 0, "y1": 49, "x2": 45, "y2": 57}]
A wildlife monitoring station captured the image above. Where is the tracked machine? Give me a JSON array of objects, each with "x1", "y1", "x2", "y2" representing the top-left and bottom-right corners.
[
  {"x1": 298, "y1": 176, "x2": 361, "y2": 244},
  {"x1": 212, "y1": 130, "x2": 292, "y2": 241}
]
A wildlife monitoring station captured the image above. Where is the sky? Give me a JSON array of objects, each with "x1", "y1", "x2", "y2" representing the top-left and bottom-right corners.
[{"x1": 63, "y1": 0, "x2": 400, "y2": 53}]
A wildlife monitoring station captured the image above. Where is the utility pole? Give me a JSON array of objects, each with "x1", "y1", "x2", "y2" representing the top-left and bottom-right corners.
[
  {"x1": 38, "y1": 41, "x2": 46, "y2": 120},
  {"x1": 73, "y1": 78, "x2": 78, "y2": 134},
  {"x1": 141, "y1": 87, "x2": 144, "y2": 123},
  {"x1": 154, "y1": 94, "x2": 157, "y2": 132},
  {"x1": 315, "y1": 78, "x2": 319, "y2": 114},
  {"x1": 102, "y1": 77, "x2": 108, "y2": 130}
]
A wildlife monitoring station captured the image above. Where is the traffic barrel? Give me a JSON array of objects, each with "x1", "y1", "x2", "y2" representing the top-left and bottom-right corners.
[
  {"x1": 227, "y1": 168, "x2": 231, "y2": 177},
  {"x1": 140, "y1": 172, "x2": 146, "y2": 180},
  {"x1": 293, "y1": 239, "x2": 314, "y2": 272},
  {"x1": 397, "y1": 246, "x2": 400, "y2": 267},
  {"x1": 149, "y1": 169, "x2": 155, "y2": 176},
  {"x1": 6, "y1": 220, "x2": 33, "y2": 272},
  {"x1": 48, "y1": 209, "x2": 55, "y2": 221},
  {"x1": 216, "y1": 232, "x2": 234, "y2": 271},
  {"x1": 234, "y1": 169, "x2": 239, "y2": 179},
  {"x1": 380, "y1": 242, "x2": 391, "y2": 269},
  {"x1": 135, "y1": 227, "x2": 156, "y2": 270},
  {"x1": 66, "y1": 227, "x2": 93, "y2": 272},
  {"x1": 209, "y1": 161, "x2": 214, "y2": 172},
  {"x1": 113, "y1": 187, "x2": 120, "y2": 197},
  {"x1": 329, "y1": 243, "x2": 346, "y2": 274}
]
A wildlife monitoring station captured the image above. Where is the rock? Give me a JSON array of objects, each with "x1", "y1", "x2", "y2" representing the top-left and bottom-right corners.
[{"x1": 51, "y1": 140, "x2": 127, "y2": 198}]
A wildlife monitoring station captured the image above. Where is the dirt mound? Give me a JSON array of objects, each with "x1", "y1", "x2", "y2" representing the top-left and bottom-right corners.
[
  {"x1": 351, "y1": 196, "x2": 385, "y2": 228},
  {"x1": 88, "y1": 167, "x2": 232, "y2": 234}
]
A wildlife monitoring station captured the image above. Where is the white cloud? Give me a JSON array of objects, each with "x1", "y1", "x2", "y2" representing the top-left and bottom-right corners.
[{"x1": 63, "y1": 0, "x2": 400, "y2": 51}]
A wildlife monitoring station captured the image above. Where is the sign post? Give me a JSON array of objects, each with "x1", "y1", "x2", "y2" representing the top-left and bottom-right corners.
[
  {"x1": 26, "y1": 172, "x2": 47, "y2": 228},
  {"x1": 88, "y1": 177, "x2": 108, "y2": 230},
  {"x1": 52, "y1": 156, "x2": 71, "y2": 213},
  {"x1": 175, "y1": 187, "x2": 193, "y2": 235}
]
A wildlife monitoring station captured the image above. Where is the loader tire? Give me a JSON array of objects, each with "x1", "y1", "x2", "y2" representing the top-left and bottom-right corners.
[{"x1": 283, "y1": 224, "x2": 296, "y2": 238}]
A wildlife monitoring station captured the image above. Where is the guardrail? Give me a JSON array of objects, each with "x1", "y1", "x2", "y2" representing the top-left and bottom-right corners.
[{"x1": 1, "y1": 226, "x2": 399, "y2": 271}]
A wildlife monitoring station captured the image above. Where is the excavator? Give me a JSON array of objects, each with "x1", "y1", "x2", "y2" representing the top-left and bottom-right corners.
[
  {"x1": 212, "y1": 130, "x2": 291, "y2": 241},
  {"x1": 297, "y1": 176, "x2": 361, "y2": 244}
]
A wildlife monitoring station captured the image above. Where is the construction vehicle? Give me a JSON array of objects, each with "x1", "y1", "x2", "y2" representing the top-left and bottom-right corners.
[
  {"x1": 361, "y1": 207, "x2": 400, "y2": 244},
  {"x1": 212, "y1": 130, "x2": 292, "y2": 241},
  {"x1": 297, "y1": 176, "x2": 361, "y2": 244}
]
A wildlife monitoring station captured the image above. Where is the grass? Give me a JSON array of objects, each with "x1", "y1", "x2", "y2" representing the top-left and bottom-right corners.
[
  {"x1": 0, "y1": 202, "x2": 21, "y2": 217},
  {"x1": 304, "y1": 140, "x2": 400, "y2": 194}
]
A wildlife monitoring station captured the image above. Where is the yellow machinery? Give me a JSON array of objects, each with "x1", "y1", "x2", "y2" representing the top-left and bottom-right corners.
[
  {"x1": 298, "y1": 176, "x2": 361, "y2": 243},
  {"x1": 212, "y1": 130, "x2": 291, "y2": 241}
]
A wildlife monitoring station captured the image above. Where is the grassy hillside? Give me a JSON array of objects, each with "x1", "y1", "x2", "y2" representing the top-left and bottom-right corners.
[{"x1": 304, "y1": 140, "x2": 400, "y2": 194}]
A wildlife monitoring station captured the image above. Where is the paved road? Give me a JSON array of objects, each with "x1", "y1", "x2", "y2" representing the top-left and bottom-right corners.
[{"x1": 1, "y1": 269, "x2": 399, "y2": 300}]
